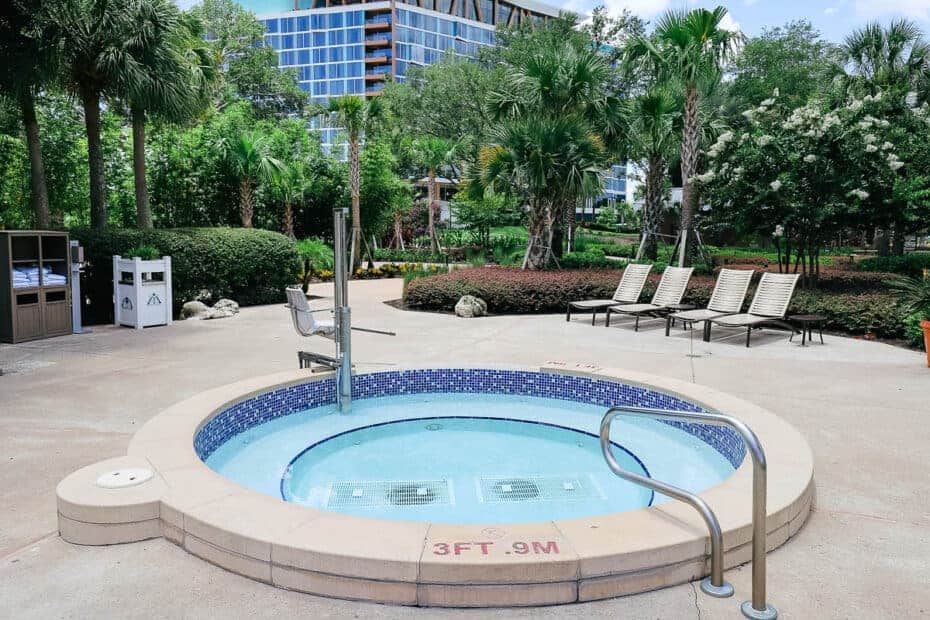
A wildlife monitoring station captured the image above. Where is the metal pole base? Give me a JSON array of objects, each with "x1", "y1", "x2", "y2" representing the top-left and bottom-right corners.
[
  {"x1": 741, "y1": 600, "x2": 778, "y2": 620},
  {"x1": 700, "y1": 577, "x2": 734, "y2": 598}
]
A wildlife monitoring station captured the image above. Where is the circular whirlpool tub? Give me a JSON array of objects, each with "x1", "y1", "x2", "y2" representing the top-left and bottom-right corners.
[{"x1": 56, "y1": 365, "x2": 813, "y2": 607}]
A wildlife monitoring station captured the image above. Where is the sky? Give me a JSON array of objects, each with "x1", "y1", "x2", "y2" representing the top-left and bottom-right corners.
[{"x1": 560, "y1": 0, "x2": 930, "y2": 42}]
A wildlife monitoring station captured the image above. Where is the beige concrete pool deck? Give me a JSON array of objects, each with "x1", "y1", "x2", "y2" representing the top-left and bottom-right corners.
[{"x1": 1, "y1": 278, "x2": 928, "y2": 619}]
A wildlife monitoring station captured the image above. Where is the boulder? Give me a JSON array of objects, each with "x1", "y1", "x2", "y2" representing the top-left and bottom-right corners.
[
  {"x1": 180, "y1": 300, "x2": 209, "y2": 320},
  {"x1": 204, "y1": 298, "x2": 240, "y2": 320},
  {"x1": 455, "y1": 295, "x2": 488, "y2": 318}
]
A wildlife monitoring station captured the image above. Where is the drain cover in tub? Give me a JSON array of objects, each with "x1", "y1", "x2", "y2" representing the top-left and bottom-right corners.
[{"x1": 95, "y1": 468, "x2": 154, "y2": 489}]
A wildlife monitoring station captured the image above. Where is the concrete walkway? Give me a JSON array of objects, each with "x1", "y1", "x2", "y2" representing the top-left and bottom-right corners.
[{"x1": 1, "y1": 278, "x2": 927, "y2": 619}]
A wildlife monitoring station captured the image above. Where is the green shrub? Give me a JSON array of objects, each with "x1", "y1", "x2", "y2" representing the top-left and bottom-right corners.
[
  {"x1": 856, "y1": 252, "x2": 930, "y2": 277},
  {"x1": 374, "y1": 248, "x2": 451, "y2": 263},
  {"x1": 903, "y1": 312, "x2": 926, "y2": 348},
  {"x1": 73, "y1": 227, "x2": 300, "y2": 324},
  {"x1": 558, "y1": 249, "x2": 624, "y2": 270},
  {"x1": 296, "y1": 238, "x2": 334, "y2": 271}
]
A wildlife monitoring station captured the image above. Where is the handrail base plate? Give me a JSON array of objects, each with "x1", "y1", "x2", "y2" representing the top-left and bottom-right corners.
[
  {"x1": 700, "y1": 577, "x2": 734, "y2": 598},
  {"x1": 741, "y1": 600, "x2": 778, "y2": 620}
]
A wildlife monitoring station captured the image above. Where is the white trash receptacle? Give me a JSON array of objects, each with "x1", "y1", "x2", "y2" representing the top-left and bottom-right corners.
[{"x1": 113, "y1": 255, "x2": 173, "y2": 330}]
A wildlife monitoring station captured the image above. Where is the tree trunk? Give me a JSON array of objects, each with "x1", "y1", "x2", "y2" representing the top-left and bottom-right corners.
[
  {"x1": 565, "y1": 200, "x2": 576, "y2": 253},
  {"x1": 81, "y1": 88, "x2": 107, "y2": 229},
  {"x1": 283, "y1": 200, "x2": 295, "y2": 238},
  {"x1": 873, "y1": 227, "x2": 890, "y2": 256},
  {"x1": 391, "y1": 210, "x2": 405, "y2": 250},
  {"x1": 523, "y1": 201, "x2": 552, "y2": 270},
  {"x1": 642, "y1": 154, "x2": 664, "y2": 261},
  {"x1": 427, "y1": 167, "x2": 440, "y2": 254},
  {"x1": 131, "y1": 107, "x2": 153, "y2": 229},
  {"x1": 349, "y1": 134, "x2": 362, "y2": 271},
  {"x1": 677, "y1": 86, "x2": 701, "y2": 267},
  {"x1": 891, "y1": 220, "x2": 906, "y2": 256},
  {"x1": 239, "y1": 178, "x2": 254, "y2": 227},
  {"x1": 19, "y1": 90, "x2": 50, "y2": 229}
]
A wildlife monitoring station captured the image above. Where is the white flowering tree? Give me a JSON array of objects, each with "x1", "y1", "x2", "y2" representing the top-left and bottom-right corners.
[{"x1": 695, "y1": 89, "x2": 923, "y2": 286}]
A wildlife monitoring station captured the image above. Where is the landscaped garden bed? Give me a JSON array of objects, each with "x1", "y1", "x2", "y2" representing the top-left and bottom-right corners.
[{"x1": 403, "y1": 265, "x2": 915, "y2": 341}]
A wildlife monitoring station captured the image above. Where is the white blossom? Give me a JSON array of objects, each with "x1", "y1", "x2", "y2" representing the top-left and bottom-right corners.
[
  {"x1": 865, "y1": 144, "x2": 879, "y2": 153},
  {"x1": 881, "y1": 141, "x2": 894, "y2": 151},
  {"x1": 733, "y1": 167, "x2": 744, "y2": 176},
  {"x1": 760, "y1": 97, "x2": 775, "y2": 107},
  {"x1": 756, "y1": 135, "x2": 773, "y2": 146},
  {"x1": 803, "y1": 154, "x2": 817, "y2": 163},
  {"x1": 770, "y1": 180, "x2": 782, "y2": 191},
  {"x1": 848, "y1": 99, "x2": 863, "y2": 111},
  {"x1": 773, "y1": 224, "x2": 784, "y2": 238},
  {"x1": 773, "y1": 88, "x2": 780, "y2": 97},
  {"x1": 889, "y1": 160, "x2": 904, "y2": 171},
  {"x1": 849, "y1": 189, "x2": 870, "y2": 200},
  {"x1": 864, "y1": 134, "x2": 878, "y2": 144}
]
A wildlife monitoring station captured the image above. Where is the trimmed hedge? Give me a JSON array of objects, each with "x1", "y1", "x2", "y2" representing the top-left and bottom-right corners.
[
  {"x1": 72, "y1": 227, "x2": 300, "y2": 324},
  {"x1": 403, "y1": 266, "x2": 906, "y2": 338},
  {"x1": 856, "y1": 252, "x2": 930, "y2": 278}
]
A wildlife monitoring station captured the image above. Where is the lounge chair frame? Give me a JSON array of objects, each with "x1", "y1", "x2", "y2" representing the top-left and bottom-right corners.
[
  {"x1": 605, "y1": 267, "x2": 694, "y2": 331},
  {"x1": 705, "y1": 273, "x2": 801, "y2": 347},
  {"x1": 565, "y1": 263, "x2": 652, "y2": 325},
  {"x1": 665, "y1": 268, "x2": 755, "y2": 339}
]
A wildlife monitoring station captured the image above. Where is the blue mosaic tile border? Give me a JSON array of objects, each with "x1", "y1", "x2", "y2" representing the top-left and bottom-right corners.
[{"x1": 194, "y1": 369, "x2": 747, "y2": 468}]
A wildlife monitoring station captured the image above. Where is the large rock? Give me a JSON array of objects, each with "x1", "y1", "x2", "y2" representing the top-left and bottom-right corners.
[
  {"x1": 455, "y1": 295, "x2": 487, "y2": 318},
  {"x1": 180, "y1": 300, "x2": 209, "y2": 320},
  {"x1": 204, "y1": 298, "x2": 240, "y2": 320}
]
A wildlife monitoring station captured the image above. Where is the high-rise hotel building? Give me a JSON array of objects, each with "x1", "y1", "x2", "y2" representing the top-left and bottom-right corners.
[
  {"x1": 237, "y1": 0, "x2": 561, "y2": 103},
  {"x1": 236, "y1": 0, "x2": 630, "y2": 208}
]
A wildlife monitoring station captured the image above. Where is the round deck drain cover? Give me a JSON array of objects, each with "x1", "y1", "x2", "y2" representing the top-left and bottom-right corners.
[{"x1": 95, "y1": 468, "x2": 154, "y2": 489}]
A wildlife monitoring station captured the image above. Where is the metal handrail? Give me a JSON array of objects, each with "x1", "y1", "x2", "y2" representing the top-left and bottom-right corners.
[{"x1": 600, "y1": 405, "x2": 777, "y2": 620}]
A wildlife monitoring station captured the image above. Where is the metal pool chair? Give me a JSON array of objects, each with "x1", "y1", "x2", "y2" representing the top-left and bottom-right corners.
[
  {"x1": 705, "y1": 272, "x2": 801, "y2": 347},
  {"x1": 285, "y1": 286, "x2": 336, "y2": 339},
  {"x1": 565, "y1": 263, "x2": 652, "y2": 325},
  {"x1": 606, "y1": 266, "x2": 694, "y2": 331},
  {"x1": 665, "y1": 268, "x2": 755, "y2": 339}
]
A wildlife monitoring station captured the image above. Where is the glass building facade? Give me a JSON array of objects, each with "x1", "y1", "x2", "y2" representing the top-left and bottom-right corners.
[{"x1": 244, "y1": 0, "x2": 628, "y2": 206}]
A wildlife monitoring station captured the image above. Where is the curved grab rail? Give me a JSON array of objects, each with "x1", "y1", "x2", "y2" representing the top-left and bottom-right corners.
[{"x1": 600, "y1": 406, "x2": 777, "y2": 620}]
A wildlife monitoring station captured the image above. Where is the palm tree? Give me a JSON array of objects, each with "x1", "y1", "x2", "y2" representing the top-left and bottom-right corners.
[
  {"x1": 625, "y1": 89, "x2": 680, "y2": 260},
  {"x1": 275, "y1": 163, "x2": 306, "y2": 239},
  {"x1": 843, "y1": 19, "x2": 930, "y2": 100},
  {"x1": 628, "y1": 7, "x2": 739, "y2": 266},
  {"x1": 486, "y1": 43, "x2": 617, "y2": 266},
  {"x1": 412, "y1": 137, "x2": 457, "y2": 254},
  {"x1": 221, "y1": 131, "x2": 285, "y2": 227},
  {"x1": 53, "y1": 0, "x2": 140, "y2": 229},
  {"x1": 479, "y1": 116, "x2": 605, "y2": 270},
  {"x1": 0, "y1": 0, "x2": 60, "y2": 228},
  {"x1": 328, "y1": 95, "x2": 381, "y2": 270},
  {"x1": 123, "y1": 4, "x2": 216, "y2": 229}
]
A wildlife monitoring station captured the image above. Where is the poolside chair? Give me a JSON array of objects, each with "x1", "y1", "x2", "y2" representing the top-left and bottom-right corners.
[
  {"x1": 606, "y1": 266, "x2": 694, "y2": 331},
  {"x1": 705, "y1": 272, "x2": 801, "y2": 347},
  {"x1": 665, "y1": 268, "x2": 755, "y2": 339},
  {"x1": 285, "y1": 286, "x2": 335, "y2": 339},
  {"x1": 565, "y1": 263, "x2": 652, "y2": 325}
]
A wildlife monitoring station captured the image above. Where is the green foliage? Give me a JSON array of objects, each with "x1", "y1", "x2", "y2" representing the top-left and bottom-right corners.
[
  {"x1": 558, "y1": 249, "x2": 624, "y2": 270},
  {"x1": 887, "y1": 275, "x2": 930, "y2": 317},
  {"x1": 903, "y1": 311, "x2": 926, "y2": 348},
  {"x1": 451, "y1": 193, "x2": 517, "y2": 249},
  {"x1": 727, "y1": 21, "x2": 842, "y2": 111},
  {"x1": 360, "y1": 140, "x2": 408, "y2": 239},
  {"x1": 123, "y1": 244, "x2": 160, "y2": 259},
  {"x1": 295, "y1": 238, "x2": 334, "y2": 270},
  {"x1": 73, "y1": 227, "x2": 300, "y2": 323}
]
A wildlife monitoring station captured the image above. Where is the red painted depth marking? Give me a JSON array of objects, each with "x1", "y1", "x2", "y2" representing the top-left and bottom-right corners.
[{"x1": 431, "y1": 541, "x2": 559, "y2": 556}]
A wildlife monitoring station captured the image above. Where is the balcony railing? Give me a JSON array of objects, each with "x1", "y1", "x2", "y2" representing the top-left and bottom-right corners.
[
  {"x1": 365, "y1": 50, "x2": 391, "y2": 59},
  {"x1": 365, "y1": 15, "x2": 391, "y2": 25},
  {"x1": 365, "y1": 33, "x2": 391, "y2": 42},
  {"x1": 366, "y1": 66, "x2": 390, "y2": 76},
  {"x1": 366, "y1": 83, "x2": 386, "y2": 93}
]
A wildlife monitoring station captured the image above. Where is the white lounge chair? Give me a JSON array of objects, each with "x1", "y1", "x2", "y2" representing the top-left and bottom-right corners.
[
  {"x1": 705, "y1": 272, "x2": 801, "y2": 347},
  {"x1": 665, "y1": 268, "x2": 755, "y2": 338},
  {"x1": 565, "y1": 263, "x2": 652, "y2": 325},
  {"x1": 285, "y1": 286, "x2": 335, "y2": 339},
  {"x1": 606, "y1": 266, "x2": 694, "y2": 331}
]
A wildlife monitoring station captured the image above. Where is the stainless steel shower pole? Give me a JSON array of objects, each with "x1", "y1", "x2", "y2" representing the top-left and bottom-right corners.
[{"x1": 333, "y1": 208, "x2": 352, "y2": 412}]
